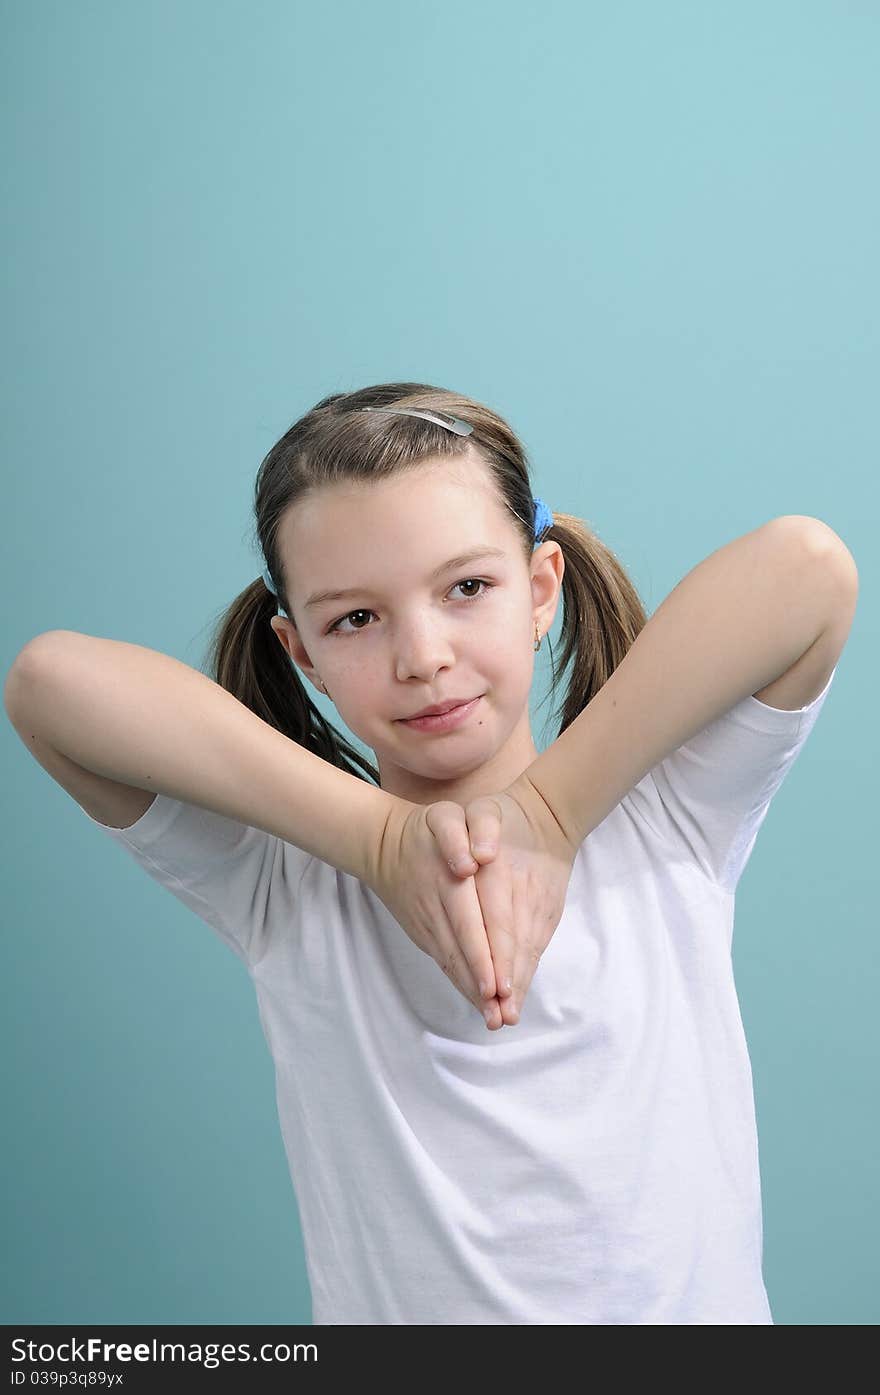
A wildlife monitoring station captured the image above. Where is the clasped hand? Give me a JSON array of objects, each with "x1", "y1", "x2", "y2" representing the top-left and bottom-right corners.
[{"x1": 367, "y1": 773, "x2": 579, "y2": 1029}]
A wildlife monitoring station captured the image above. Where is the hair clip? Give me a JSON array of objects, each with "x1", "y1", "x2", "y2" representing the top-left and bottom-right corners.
[{"x1": 362, "y1": 406, "x2": 473, "y2": 436}]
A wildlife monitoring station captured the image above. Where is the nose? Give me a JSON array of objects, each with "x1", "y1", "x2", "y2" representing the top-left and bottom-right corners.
[{"x1": 393, "y1": 615, "x2": 457, "y2": 685}]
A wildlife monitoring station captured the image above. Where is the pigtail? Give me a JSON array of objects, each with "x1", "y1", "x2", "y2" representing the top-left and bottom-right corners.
[
  {"x1": 204, "y1": 579, "x2": 381, "y2": 785},
  {"x1": 544, "y1": 512, "x2": 648, "y2": 738}
]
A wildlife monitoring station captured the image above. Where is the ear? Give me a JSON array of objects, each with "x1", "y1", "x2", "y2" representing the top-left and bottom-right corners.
[
  {"x1": 269, "y1": 617, "x2": 324, "y2": 693},
  {"x1": 530, "y1": 540, "x2": 564, "y2": 637}
]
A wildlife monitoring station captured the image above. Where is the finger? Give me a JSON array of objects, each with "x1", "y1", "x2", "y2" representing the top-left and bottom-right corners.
[
  {"x1": 431, "y1": 888, "x2": 502, "y2": 1032},
  {"x1": 500, "y1": 887, "x2": 545, "y2": 1026},
  {"x1": 439, "y1": 938, "x2": 502, "y2": 1029},
  {"x1": 439, "y1": 874, "x2": 499, "y2": 1007},
  {"x1": 425, "y1": 801, "x2": 478, "y2": 878},
  {"x1": 482, "y1": 995, "x2": 504, "y2": 1030},
  {"x1": 472, "y1": 858, "x2": 517, "y2": 1005},
  {"x1": 428, "y1": 915, "x2": 481, "y2": 1004},
  {"x1": 502, "y1": 936, "x2": 542, "y2": 1025},
  {"x1": 463, "y1": 797, "x2": 503, "y2": 867}
]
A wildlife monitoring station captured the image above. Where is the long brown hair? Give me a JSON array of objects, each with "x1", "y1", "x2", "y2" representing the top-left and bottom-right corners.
[{"x1": 204, "y1": 382, "x2": 647, "y2": 786}]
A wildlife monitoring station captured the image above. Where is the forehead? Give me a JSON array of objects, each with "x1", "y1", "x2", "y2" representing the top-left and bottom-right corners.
[{"x1": 281, "y1": 457, "x2": 513, "y2": 559}]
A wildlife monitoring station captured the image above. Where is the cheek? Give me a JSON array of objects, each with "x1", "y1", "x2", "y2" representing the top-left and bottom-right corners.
[
  {"x1": 327, "y1": 657, "x2": 371, "y2": 694},
  {"x1": 481, "y1": 648, "x2": 535, "y2": 705},
  {"x1": 494, "y1": 592, "x2": 534, "y2": 635},
  {"x1": 335, "y1": 662, "x2": 392, "y2": 720}
]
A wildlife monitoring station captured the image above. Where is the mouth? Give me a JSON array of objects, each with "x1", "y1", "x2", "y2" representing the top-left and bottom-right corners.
[{"x1": 397, "y1": 695, "x2": 484, "y2": 733}]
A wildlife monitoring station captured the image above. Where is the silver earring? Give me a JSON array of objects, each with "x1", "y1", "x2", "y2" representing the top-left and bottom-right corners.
[{"x1": 534, "y1": 621, "x2": 542, "y2": 652}]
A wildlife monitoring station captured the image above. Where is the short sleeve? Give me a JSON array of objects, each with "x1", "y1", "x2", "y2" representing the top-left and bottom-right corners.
[
  {"x1": 644, "y1": 665, "x2": 838, "y2": 893},
  {"x1": 80, "y1": 793, "x2": 312, "y2": 968}
]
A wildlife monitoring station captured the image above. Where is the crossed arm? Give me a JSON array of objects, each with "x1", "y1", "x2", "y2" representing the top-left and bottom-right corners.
[
  {"x1": 5, "y1": 515, "x2": 857, "y2": 1025},
  {"x1": 6, "y1": 514, "x2": 857, "y2": 880}
]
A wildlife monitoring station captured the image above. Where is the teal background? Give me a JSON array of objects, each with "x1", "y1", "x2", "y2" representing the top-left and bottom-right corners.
[{"x1": 2, "y1": 0, "x2": 877, "y2": 1326}]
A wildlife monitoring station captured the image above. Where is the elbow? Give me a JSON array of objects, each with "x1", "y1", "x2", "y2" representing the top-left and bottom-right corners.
[
  {"x1": 771, "y1": 515, "x2": 858, "y2": 594},
  {"x1": 4, "y1": 631, "x2": 71, "y2": 719}
]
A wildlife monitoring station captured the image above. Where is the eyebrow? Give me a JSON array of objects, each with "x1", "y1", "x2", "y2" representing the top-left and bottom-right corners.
[{"x1": 304, "y1": 546, "x2": 509, "y2": 610}]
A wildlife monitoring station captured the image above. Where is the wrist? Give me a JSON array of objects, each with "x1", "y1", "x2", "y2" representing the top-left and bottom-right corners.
[{"x1": 350, "y1": 786, "x2": 405, "y2": 890}]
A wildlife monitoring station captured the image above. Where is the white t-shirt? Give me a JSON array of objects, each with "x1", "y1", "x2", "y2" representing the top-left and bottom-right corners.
[{"x1": 82, "y1": 665, "x2": 837, "y2": 1324}]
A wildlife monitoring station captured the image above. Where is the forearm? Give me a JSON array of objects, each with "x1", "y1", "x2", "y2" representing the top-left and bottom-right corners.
[
  {"x1": 4, "y1": 630, "x2": 395, "y2": 882},
  {"x1": 525, "y1": 517, "x2": 850, "y2": 847}
]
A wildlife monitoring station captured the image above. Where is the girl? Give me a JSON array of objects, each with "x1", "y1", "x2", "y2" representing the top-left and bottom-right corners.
[{"x1": 5, "y1": 383, "x2": 857, "y2": 1324}]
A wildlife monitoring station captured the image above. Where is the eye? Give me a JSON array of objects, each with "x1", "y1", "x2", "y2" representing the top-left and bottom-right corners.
[
  {"x1": 452, "y1": 577, "x2": 488, "y2": 601},
  {"x1": 326, "y1": 578, "x2": 493, "y2": 635}
]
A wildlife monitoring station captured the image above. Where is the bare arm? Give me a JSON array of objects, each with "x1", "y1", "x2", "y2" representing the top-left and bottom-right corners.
[
  {"x1": 523, "y1": 515, "x2": 858, "y2": 848},
  {"x1": 3, "y1": 630, "x2": 396, "y2": 884}
]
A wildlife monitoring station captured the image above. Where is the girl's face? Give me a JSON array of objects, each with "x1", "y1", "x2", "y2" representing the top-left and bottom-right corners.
[{"x1": 272, "y1": 456, "x2": 563, "y2": 806}]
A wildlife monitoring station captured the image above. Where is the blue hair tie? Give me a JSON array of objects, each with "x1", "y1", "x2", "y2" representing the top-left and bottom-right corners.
[
  {"x1": 261, "y1": 495, "x2": 553, "y2": 617},
  {"x1": 532, "y1": 496, "x2": 553, "y2": 545}
]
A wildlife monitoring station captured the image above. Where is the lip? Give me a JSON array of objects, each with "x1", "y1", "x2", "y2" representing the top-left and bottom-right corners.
[
  {"x1": 403, "y1": 697, "x2": 477, "y2": 720},
  {"x1": 398, "y1": 695, "x2": 483, "y2": 733}
]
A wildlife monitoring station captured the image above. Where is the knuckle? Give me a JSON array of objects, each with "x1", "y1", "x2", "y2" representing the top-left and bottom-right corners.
[
  {"x1": 467, "y1": 796, "x2": 499, "y2": 827},
  {"x1": 427, "y1": 800, "x2": 464, "y2": 836},
  {"x1": 440, "y1": 948, "x2": 459, "y2": 978}
]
